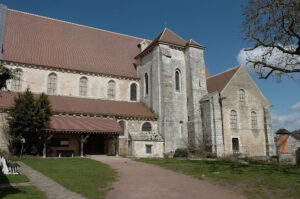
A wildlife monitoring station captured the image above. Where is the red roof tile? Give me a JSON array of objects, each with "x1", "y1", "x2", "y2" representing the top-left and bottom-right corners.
[
  {"x1": 186, "y1": 39, "x2": 206, "y2": 49},
  {"x1": 3, "y1": 10, "x2": 147, "y2": 79},
  {"x1": 46, "y1": 116, "x2": 122, "y2": 134},
  {"x1": 206, "y1": 66, "x2": 240, "y2": 93},
  {"x1": 0, "y1": 92, "x2": 157, "y2": 119}
]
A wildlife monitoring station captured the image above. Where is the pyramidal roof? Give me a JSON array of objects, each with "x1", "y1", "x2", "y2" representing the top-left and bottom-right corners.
[
  {"x1": 186, "y1": 39, "x2": 206, "y2": 49},
  {"x1": 155, "y1": 28, "x2": 187, "y2": 46}
]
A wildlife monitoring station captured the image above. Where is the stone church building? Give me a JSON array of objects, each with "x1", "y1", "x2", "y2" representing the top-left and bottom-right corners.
[{"x1": 0, "y1": 5, "x2": 276, "y2": 158}]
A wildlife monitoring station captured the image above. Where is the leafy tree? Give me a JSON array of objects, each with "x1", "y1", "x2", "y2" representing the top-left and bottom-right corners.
[
  {"x1": 242, "y1": 0, "x2": 300, "y2": 79},
  {"x1": 8, "y1": 89, "x2": 52, "y2": 155},
  {"x1": 0, "y1": 64, "x2": 14, "y2": 90}
]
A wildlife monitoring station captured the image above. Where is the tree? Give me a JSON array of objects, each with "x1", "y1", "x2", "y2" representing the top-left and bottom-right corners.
[
  {"x1": 8, "y1": 89, "x2": 52, "y2": 155},
  {"x1": 241, "y1": 0, "x2": 300, "y2": 79},
  {"x1": 0, "y1": 64, "x2": 14, "y2": 90}
]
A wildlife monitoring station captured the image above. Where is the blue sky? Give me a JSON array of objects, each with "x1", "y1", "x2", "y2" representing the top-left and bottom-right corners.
[{"x1": 1, "y1": 0, "x2": 299, "y2": 131}]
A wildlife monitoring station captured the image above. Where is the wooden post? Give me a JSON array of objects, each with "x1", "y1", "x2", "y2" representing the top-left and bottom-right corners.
[
  {"x1": 80, "y1": 135, "x2": 84, "y2": 157},
  {"x1": 80, "y1": 134, "x2": 90, "y2": 157},
  {"x1": 115, "y1": 135, "x2": 119, "y2": 157},
  {"x1": 42, "y1": 134, "x2": 53, "y2": 158}
]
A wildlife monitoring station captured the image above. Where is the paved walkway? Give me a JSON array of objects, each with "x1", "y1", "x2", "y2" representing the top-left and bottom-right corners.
[
  {"x1": 91, "y1": 156, "x2": 245, "y2": 199},
  {"x1": 18, "y1": 162, "x2": 85, "y2": 199}
]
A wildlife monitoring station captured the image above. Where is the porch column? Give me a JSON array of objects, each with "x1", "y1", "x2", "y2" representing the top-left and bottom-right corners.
[
  {"x1": 43, "y1": 134, "x2": 53, "y2": 158},
  {"x1": 115, "y1": 135, "x2": 119, "y2": 157},
  {"x1": 80, "y1": 134, "x2": 90, "y2": 157}
]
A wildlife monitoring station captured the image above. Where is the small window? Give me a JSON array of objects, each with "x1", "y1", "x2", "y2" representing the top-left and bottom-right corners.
[
  {"x1": 11, "y1": 68, "x2": 22, "y2": 91},
  {"x1": 146, "y1": 145, "x2": 152, "y2": 154},
  {"x1": 179, "y1": 121, "x2": 183, "y2": 137},
  {"x1": 79, "y1": 77, "x2": 88, "y2": 96},
  {"x1": 130, "y1": 83, "x2": 137, "y2": 101},
  {"x1": 230, "y1": 110, "x2": 237, "y2": 128},
  {"x1": 107, "y1": 80, "x2": 116, "y2": 99},
  {"x1": 47, "y1": 73, "x2": 57, "y2": 94},
  {"x1": 50, "y1": 138, "x2": 70, "y2": 147},
  {"x1": 142, "y1": 122, "x2": 152, "y2": 131},
  {"x1": 118, "y1": 121, "x2": 125, "y2": 136},
  {"x1": 144, "y1": 73, "x2": 149, "y2": 96},
  {"x1": 232, "y1": 138, "x2": 239, "y2": 153},
  {"x1": 251, "y1": 111, "x2": 258, "y2": 129},
  {"x1": 175, "y1": 70, "x2": 181, "y2": 92},
  {"x1": 239, "y1": 89, "x2": 246, "y2": 103}
]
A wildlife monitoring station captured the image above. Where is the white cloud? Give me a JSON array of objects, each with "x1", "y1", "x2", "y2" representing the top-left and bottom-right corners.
[
  {"x1": 237, "y1": 46, "x2": 300, "y2": 74},
  {"x1": 272, "y1": 102, "x2": 300, "y2": 131},
  {"x1": 291, "y1": 102, "x2": 300, "y2": 111}
]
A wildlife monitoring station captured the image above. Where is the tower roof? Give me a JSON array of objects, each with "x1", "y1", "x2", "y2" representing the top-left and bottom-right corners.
[{"x1": 186, "y1": 39, "x2": 206, "y2": 49}]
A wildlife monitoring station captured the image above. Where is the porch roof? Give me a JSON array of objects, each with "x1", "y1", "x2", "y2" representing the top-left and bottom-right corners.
[{"x1": 45, "y1": 116, "x2": 122, "y2": 135}]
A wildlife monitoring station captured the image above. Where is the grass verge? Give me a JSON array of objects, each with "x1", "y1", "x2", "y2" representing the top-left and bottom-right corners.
[
  {"x1": 0, "y1": 173, "x2": 29, "y2": 184},
  {"x1": 136, "y1": 158, "x2": 300, "y2": 199},
  {"x1": 0, "y1": 186, "x2": 47, "y2": 199},
  {"x1": 17, "y1": 157, "x2": 117, "y2": 199}
]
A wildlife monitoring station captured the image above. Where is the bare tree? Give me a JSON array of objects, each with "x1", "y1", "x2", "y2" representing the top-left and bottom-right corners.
[{"x1": 242, "y1": 0, "x2": 300, "y2": 79}]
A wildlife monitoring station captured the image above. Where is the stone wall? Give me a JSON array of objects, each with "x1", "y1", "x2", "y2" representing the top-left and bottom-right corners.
[
  {"x1": 0, "y1": 113, "x2": 9, "y2": 152},
  {"x1": 130, "y1": 140, "x2": 164, "y2": 158},
  {"x1": 220, "y1": 67, "x2": 274, "y2": 157},
  {"x1": 278, "y1": 135, "x2": 300, "y2": 164},
  {"x1": 3, "y1": 62, "x2": 140, "y2": 102}
]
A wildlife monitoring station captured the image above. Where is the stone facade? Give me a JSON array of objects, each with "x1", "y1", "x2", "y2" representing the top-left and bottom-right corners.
[
  {"x1": 278, "y1": 134, "x2": 300, "y2": 164},
  {"x1": 0, "y1": 8, "x2": 276, "y2": 158}
]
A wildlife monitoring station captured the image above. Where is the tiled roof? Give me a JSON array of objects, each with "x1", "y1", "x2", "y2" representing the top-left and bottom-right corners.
[
  {"x1": 46, "y1": 116, "x2": 122, "y2": 134},
  {"x1": 136, "y1": 28, "x2": 186, "y2": 58},
  {"x1": 0, "y1": 91, "x2": 157, "y2": 119},
  {"x1": 206, "y1": 66, "x2": 240, "y2": 93},
  {"x1": 186, "y1": 39, "x2": 205, "y2": 49},
  {"x1": 3, "y1": 9, "x2": 147, "y2": 79}
]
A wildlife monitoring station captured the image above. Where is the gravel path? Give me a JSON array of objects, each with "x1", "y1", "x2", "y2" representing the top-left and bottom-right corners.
[
  {"x1": 91, "y1": 156, "x2": 245, "y2": 199},
  {"x1": 18, "y1": 162, "x2": 85, "y2": 199}
]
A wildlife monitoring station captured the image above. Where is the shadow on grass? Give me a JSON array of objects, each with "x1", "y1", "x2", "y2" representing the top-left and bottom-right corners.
[{"x1": 0, "y1": 186, "x2": 22, "y2": 198}]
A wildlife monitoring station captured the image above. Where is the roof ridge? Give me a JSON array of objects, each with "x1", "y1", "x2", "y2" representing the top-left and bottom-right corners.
[
  {"x1": 8, "y1": 9, "x2": 151, "y2": 42},
  {"x1": 207, "y1": 65, "x2": 240, "y2": 80},
  {"x1": 162, "y1": 28, "x2": 186, "y2": 43}
]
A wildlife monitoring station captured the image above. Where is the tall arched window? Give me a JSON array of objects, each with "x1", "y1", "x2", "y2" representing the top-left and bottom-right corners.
[
  {"x1": 130, "y1": 83, "x2": 137, "y2": 101},
  {"x1": 79, "y1": 77, "x2": 88, "y2": 96},
  {"x1": 251, "y1": 111, "x2": 258, "y2": 129},
  {"x1": 175, "y1": 70, "x2": 181, "y2": 92},
  {"x1": 142, "y1": 122, "x2": 152, "y2": 131},
  {"x1": 230, "y1": 110, "x2": 237, "y2": 128},
  {"x1": 11, "y1": 68, "x2": 22, "y2": 91},
  {"x1": 47, "y1": 73, "x2": 57, "y2": 94},
  {"x1": 118, "y1": 121, "x2": 125, "y2": 136},
  {"x1": 144, "y1": 73, "x2": 149, "y2": 96},
  {"x1": 239, "y1": 89, "x2": 246, "y2": 103},
  {"x1": 107, "y1": 80, "x2": 116, "y2": 99},
  {"x1": 179, "y1": 121, "x2": 183, "y2": 137}
]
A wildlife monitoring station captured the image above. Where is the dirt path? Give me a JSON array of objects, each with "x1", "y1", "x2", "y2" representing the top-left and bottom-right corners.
[
  {"x1": 91, "y1": 156, "x2": 245, "y2": 199},
  {"x1": 18, "y1": 162, "x2": 85, "y2": 199}
]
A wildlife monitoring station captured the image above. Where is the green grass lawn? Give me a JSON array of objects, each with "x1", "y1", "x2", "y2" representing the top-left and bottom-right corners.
[
  {"x1": 0, "y1": 173, "x2": 29, "y2": 184},
  {"x1": 0, "y1": 186, "x2": 47, "y2": 199},
  {"x1": 136, "y1": 158, "x2": 300, "y2": 199},
  {"x1": 17, "y1": 157, "x2": 117, "y2": 199}
]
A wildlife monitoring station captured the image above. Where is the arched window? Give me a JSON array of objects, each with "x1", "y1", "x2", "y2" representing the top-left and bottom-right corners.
[
  {"x1": 179, "y1": 121, "x2": 183, "y2": 137},
  {"x1": 107, "y1": 80, "x2": 116, "y2": 99},
  {"x1": 47, "y1": 73, "x2": 57, "y2": 94},
  {"x1": 239, "y1": 89, "x2": 246, "y2": 103},
  {"x1": 144, "y1": 73, "x2": 149, "y2": 96},
  {"x1": 11, "y1": 68, "x2": 22, "y2": 91},
  {"x1": 79, "y1": 77, "x2": 88, "y2": 96},
  {"x1": 130, "y1": 83, "x2": 137, "y2": 101},
  {"x1": 118, "y1": 121, "x2": 125, "y2": 136},
  {"x1": 142, "y1": 122, "x2": 152, "y2": 131},
  {"x1": 251, "y1": 111, "x2": 258, "y2": 129},
  {"x1": 175, "y1": 70, "x2": 181, "y2": 92},
  {"x1": 230, "y1": 110, "x2": 237, "y2": 128}
]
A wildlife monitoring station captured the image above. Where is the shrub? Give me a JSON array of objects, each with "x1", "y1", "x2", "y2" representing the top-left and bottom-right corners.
[{"x1": 174, "y1": 148, "x2": 188, "y2": 158}]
